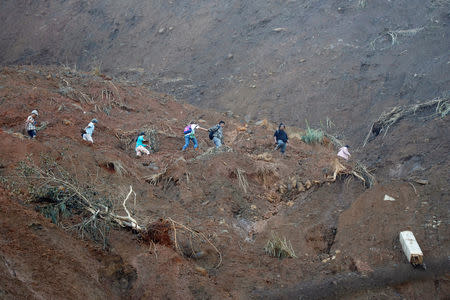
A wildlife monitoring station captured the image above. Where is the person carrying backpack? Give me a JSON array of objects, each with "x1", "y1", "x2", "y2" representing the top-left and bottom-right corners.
[
  {"x1": 182, "y1": 121, "x2": 207, "y2": 151},
  {"x1": 208, "y1": 121, "x2": 225, "y2": 148},
  {"x1": 274, "y1": 123, "x2": 289, "y2": 154},
  {"x1": 25, "y1": 110, "x2": 39, "y2": 138},
  {"x1": 136, "y1": 131, "x2": 151, "y2": 157},
  {"x1": 82, "y1": 118, "x2": 98, "y2": 143}
]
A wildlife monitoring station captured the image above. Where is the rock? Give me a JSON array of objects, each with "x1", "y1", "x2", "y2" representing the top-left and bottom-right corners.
[
  {"x1": 255, "y1": 119, "x2": 269, "y2": 127},
  {"x1": 287, "y1": 183, "x2": 292, "y2": 192},
  {"x1": 286, "y1": 201, "x2": 294, "y2": 207},
  {"x1": 225, "y1": 110, "x2": 234, "y2": 117},
  {"x1": 355, "y1": 259, "x2": 373, "y2": 274},
  {"x1": 414, "y1": 179, "x2": 429, "y2": 185},
  {"x1": 289, "y1": 177, "x2": 297, "y2": 189},
  {"x1": 12, "y1": 132, "x2": 26, "y2": 139},
  {"x1": 305, "y1": 180, "x2": 312, "y2": 190},
  {"x1": 195, "y1": 266, "x2": 208, "y2": 276},
  {"x1": 59, "y1": 86, "x2": 74, "y2": 96},
  {"x1": 297, "y1": 182, "x2": 305, "y2": 192},
  {"x1": 250, "y1": 204, "x2": 257, "y2": 210},
  {"x1": 383, "y1": 194, "x2": 395, "y2": 201},
  {"x1": 279, "y1": 184, "x2": 287, "y2": 194}
]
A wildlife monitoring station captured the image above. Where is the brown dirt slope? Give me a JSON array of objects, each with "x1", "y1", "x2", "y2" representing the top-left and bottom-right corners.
[
  {"x1": 0, "y1": 0, "x2": 449, "y2": 146},
  {"x1": 0, "y1": 65, "x2": 448, "y2": 299}
]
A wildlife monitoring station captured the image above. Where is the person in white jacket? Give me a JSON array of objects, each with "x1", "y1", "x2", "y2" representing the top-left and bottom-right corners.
[
  {"x1": 82, "y1": 118, "x2": 98, "y2": 143},
  {"x1": 337, "y1": 145, "x2": 351, "y2": 160}
]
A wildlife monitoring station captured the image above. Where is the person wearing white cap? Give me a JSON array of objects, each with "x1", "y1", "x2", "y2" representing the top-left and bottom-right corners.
[
  {"x1": 25, "y1": 110, "x2": 39, "y2": 138},
  {"x1": 82, "y1": 118, "x2": 98, "y2": 143}
]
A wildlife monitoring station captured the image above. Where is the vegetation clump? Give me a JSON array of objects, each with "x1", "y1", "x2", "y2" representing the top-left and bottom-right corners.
[
  {"x1": 264, "y1": 233, "x2": 297, "y2": 259},
  {"x1": 301, "y1": 121, "x2": 324, "y2": 144}
]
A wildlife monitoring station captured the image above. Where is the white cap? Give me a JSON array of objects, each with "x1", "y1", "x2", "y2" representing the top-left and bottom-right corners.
[{"x1": 31, "y1": 110, "x2": 38, "y2": 116}]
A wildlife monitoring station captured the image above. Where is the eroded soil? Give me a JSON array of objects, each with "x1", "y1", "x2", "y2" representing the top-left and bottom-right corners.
[{"x1": 0, "y1": 66, "x2": 448, "y2": 299}]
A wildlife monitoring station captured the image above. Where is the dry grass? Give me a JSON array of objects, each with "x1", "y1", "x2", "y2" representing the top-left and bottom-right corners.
[
  {"x1": 167, "y1": 218, "x2": 222, "y2": 268},
  {"x1": 144, "y1": 166, "x2": 168, "y2": 185},
  {"x1": 264, "y1": 233, "x2": 297, "y2": 259},
  {"x1": 236, "y1": 168, "x2": 249, "y2": 194},
  {"x1": 256, "y1": 163, "x2": 279, "y2": 187}
]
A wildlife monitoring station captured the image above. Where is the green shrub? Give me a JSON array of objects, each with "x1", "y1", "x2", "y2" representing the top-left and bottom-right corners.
[{"x1": 301, "y1": 127, "x2": 324, "y2": 144}]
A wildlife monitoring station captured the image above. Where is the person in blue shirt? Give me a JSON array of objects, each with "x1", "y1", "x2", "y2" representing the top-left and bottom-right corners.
[
  {"x1": 274, "y1": 123, "x2": 289, "y2": 154},
  {"x1": 136, "y1": 132, "x2": 150, "y2": 157}
]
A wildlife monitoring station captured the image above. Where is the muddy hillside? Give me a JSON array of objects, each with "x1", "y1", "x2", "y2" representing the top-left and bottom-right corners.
[
  {"x1": 1, "y1": 0, "x2": 449, "y2": 145},
  {"x1": 0, "y1": 66, "x2": 449, "y2": 299}
]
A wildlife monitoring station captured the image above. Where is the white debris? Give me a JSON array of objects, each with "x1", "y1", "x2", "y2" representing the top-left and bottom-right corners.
[
  {"x1": 384, "y1": 194, "x2": 396, "y2": 201},
  {"x1": 399, "y1": 231, "x2": 423, "y2": 266}
]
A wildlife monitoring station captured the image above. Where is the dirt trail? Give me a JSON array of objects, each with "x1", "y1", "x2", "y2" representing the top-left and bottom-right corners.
[{"x1": 0, "y1": 65, "x2": 448, "y2": 299}]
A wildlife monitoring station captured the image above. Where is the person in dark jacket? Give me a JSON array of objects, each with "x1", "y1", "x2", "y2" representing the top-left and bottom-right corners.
[
  {"x1": 209, "y1": 120, "x2": 225, "y2": 148},
  {"x1": 274, "y1": 123, "x2": 289, "y2": 154}
]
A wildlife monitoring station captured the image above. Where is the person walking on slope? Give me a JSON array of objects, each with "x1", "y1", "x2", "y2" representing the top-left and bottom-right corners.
[
  {"x1": 182, "y1": 122, "x2": 207, "y2": 151},
  {"x1": 136, "y1": 132, "x2": 151, "y2": 157},
  {"x1": 25, "y1": 110, "x2": 39, "y2": 138},
  {"x1": 274, "y1": 123, "x2": 289, "y2": 154},
  {"x1": 209, "y1": 121, "x2": 225, "y2": 148},
  {"x1": 337, "y1": 145, "x2": 351, "y2": 161},
  {"x1": 82, "y1": 118, "x2": 98, "y2": 143}
]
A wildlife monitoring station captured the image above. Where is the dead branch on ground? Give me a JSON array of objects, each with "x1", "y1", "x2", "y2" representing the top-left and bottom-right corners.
[{"x1": 363, "y1": 97, "x2": 449, "y2": 147}]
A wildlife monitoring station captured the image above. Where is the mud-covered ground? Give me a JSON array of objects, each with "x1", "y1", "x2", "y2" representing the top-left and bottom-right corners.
[
  {"x1": 1, "y1": 0, "x2": 449, "y2": 147},
  {"x1": 0, "y1": 66, "x2": 448, "y2": 299}
]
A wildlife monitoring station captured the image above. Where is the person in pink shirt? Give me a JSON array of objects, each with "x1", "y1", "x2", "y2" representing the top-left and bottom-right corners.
[{"x1": 337, "y1": 145, "x2": 351, "y2": 160}]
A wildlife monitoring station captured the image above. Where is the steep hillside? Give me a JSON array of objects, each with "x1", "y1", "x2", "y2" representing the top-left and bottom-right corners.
[
  {"x1": 1, "y1": 0, "x2": 449, "y2": 145},
  {"x1": 0, "y1": 66, "x2": 448, "y2": 299}
]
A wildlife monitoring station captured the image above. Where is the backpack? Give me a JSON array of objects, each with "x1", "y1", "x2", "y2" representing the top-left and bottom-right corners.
[
  {"x1": 208, "y1": 126, "x2": 218, "y2": 140},
  {"x1": 183, "y1": 125, "x2": 192, "y2": 135}
]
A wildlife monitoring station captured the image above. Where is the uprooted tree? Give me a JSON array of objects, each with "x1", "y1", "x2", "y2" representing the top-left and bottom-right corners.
[
  {"x1": 363, "y1": 96, "x2": 449, "y2": 147},
  {"x1": 7, "y1": 155, "x2": 222, "y2": 267}
]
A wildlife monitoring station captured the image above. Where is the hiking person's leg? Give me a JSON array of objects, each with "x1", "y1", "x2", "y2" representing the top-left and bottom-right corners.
[
  {"x1": 138, "y1": 145, "x2": 150, "y2": 155},
  {"x1": 27, "y1": 130, "x2": 36, "y2": 138},
  {"x1": 280, "y1": 141, "x2": 286, "y2": 153},
  {"x1": 83, "y1": 133, "x2": 93, "y2": 143},
  {"x1": 192, "y1": 137, "x2": 198, "y2": 149},
  {"x1": 182, "y1": 135, "x2": 190, "y2": 150},
  {"x1": 277, "y1": 140, "x2": 283, "y2": 152},
  {"x1": 213, "y1": 137, "x2": 221, "y2": 148}
]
